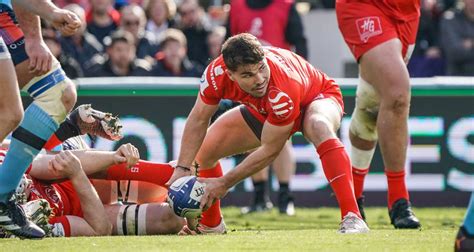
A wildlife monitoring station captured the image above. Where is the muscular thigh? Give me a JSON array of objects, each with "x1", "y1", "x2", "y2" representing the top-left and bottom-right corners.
[
  {"x1": 359, "y1": 39, "x2": 410, "y2": 100},
  {"x1": 0, "y1": 58, "x2": 21, "y2": 109},
  {"x1": 196, "y1": 106, "x2": 261, "y2": 168},
  {"x1": 302, "y1": 98, "x2": 343, "y2": 146}
]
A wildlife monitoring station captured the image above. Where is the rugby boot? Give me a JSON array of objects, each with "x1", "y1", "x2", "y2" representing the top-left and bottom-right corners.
[
  {"x1": 70, "y1": 104, "x2": 123, "y2": 141},
  {"x1": 0, "y1": 198, "x2": 45, "y2": 239},
  {"x1": 455, "y1": 226, "x2": 474, "y2": 252},
  {"x1": 338, "y1": 212, "x2": 370, "y2": 234},
  {"x1": 278, "y1": 191, "x2": 295, "y2": 216},
  {"x1": 356, "y1": 196, "x2": 367, "y2": 221},
  {"x1": 389, "y1": 198, "x2": 421, "y2": 229}
]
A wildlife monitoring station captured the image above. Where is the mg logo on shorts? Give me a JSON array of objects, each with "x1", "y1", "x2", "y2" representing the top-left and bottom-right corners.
[{"x1": 356, "y1": 16, "x2": 382, "y2": 43}]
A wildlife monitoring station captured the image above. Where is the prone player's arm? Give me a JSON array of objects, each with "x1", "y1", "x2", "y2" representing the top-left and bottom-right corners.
[
  {"x1": 29, "y1": 144, "x2": 139, "y2": 181},
  {"x1": 49, "y1": 151, "x2": 112, "y2": 236}
]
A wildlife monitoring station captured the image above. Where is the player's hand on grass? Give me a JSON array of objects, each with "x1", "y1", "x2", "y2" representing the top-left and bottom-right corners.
[
  {"x1": 48, "y1": 150, "x2": 82, "y2": 179},
  {"x1": 49, "y1": 9, "x2": 81, "y2": 36},
  {"x1": 113, "y1": 143, "x2": 140, "y2": 168},
  {"x1": 197, "y1": 177, "x2": 228, "y2": 211},
  {"x1": 25, "y1": 39, "x2": 52, "y2": 75}
]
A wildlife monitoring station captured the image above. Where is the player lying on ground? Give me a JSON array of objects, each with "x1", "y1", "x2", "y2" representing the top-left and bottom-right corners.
[
  {"x1": 0, "y1": 0, "x2": 81, "y2": 239},
  {"x1": 11, "y1": 143, "x2": 186, "y2": 237},
  {"x1": 1, "y1": 105, "x2": 186, "y2": 237}
]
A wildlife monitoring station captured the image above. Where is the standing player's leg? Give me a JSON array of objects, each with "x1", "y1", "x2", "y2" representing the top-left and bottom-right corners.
[
  {"x1": 0, "y1": 58, "x2": 76, "y2": 201},
  {"x1": 0, "y1": 38, "x2": 23, "y2": 143},
  {"x1": 358, "y1": 38, "x2": 420, "y2": 229},
  {"x1": 194, "y1": 106, "x2": 262, "y2": 233},
  {"x1": 348, "y1": 77, "x2": 379, "y2": 221},
  {"x1": 0, "y1": 37, "x2": 46, "y2": 239},
  {"x1": 302, "y1": 98, "x2": 368, "y2": 233},
  {"x1": 241, "y1": 166, "x2": 273, "y2": 214},
  {"x1": 455, "y1": 192, "x2": 474, "y2": 251}
]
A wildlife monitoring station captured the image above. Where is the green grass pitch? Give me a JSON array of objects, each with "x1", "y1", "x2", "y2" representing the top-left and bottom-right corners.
[{"x1": 0, "y1": 207, "x2": 465, "y2": 252}]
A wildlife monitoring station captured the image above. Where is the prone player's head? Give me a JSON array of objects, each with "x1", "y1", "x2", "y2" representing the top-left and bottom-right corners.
[{"x1": 222, "y1": 33, "x2": 270, "y2": 98}]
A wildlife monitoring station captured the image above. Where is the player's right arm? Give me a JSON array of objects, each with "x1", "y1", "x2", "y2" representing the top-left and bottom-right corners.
[
  {"x1": 166, "y1": 95, "x2": 219, "y2": 186},
  {"x1": 49, "y1": 151, "x2": 112, "y2": 236}
]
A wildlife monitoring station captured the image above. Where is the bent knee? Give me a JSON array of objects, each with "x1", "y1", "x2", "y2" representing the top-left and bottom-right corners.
[
  {"x1": 383, "y1": 94, "x2": 410, "y2": 115},
  {"x1": 303, "y1": 115, "x2": 339, "y2": 144},
  {"x1": 0, "y1": 108, "x2": 23, "y2": 130},
  {"x1": 61, "y1": 81, "x2": 77, "y2": 112}
]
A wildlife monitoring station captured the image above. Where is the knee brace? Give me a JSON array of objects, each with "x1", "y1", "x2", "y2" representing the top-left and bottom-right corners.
[
  {"x1": 349, "y1": 78, "x2": 380, "y2": 141},
  {"x1": 116, "y1": 204, "x2": 148, "y2": 235},
  {"x1": 22, "y1": 60, "x2": 71, "y2": 124}
]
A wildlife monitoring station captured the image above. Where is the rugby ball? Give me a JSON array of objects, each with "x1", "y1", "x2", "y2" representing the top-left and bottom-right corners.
[{"x1": 167, "y1": 176, "x2": 205, "y2": 219}]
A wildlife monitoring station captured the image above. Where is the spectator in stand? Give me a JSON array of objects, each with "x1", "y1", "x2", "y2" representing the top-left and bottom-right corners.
[
  {"x1": 143, "y1": 0, "x2": 177, "y2": 37},
  {"x1": 119, "y1": 4, "x2": 159, "y2": 61},
  {"x1": 42, "y1": 22, "x2": 84, "y2": 79},
  {"x1": 439, "y1": 0, "x2": 474, "y2": 76},
  {"x1": 84, "y1": 30, "x2": 152, "y2": 76},
  {"x1": 226, "y1": 0, "x2": 307, "y2": 215},
  {"x1": 176, "y1": 0, "x2": 212, "y2": 70},
  {"x1": 86, "y1": 0, "x2": 121, "y2": 46},
  {"x1": 207, "y1": 26, "x2": 226, "y2": 61},
  {"x1": 60, "y1": 4, "x2": 104, "y2": 73},
  {"x1": 408, "y1": 0, "x2": 445, "y2": 77},
  {"x1": 151, "y1": 28, "x2": 200, "y2": 77},
  {"x1": 227, "y1": 0, "x2": 307, "y2": 58}
]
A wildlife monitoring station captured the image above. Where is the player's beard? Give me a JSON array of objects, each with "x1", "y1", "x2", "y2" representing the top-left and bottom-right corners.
[{"x1": 251, "y1": 80, "x2": 268, "y2": 97}]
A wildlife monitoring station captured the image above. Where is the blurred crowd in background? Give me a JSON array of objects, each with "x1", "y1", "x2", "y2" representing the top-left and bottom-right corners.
[{"x1": 40, "y1": 0, "x2": 474, "y2": 78}]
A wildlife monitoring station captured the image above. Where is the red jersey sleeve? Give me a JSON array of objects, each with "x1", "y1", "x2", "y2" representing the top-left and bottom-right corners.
[{"x1": 198, "y1": 64, "x2": 222, "y2": 105}]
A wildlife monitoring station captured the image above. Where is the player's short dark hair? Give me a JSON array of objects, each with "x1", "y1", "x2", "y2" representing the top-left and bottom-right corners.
[{"x1": 221, "y1": 33, "x2": 264, "y2": 71}]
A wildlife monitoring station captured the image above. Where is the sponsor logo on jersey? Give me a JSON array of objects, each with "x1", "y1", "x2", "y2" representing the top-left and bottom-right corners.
[
  {"x1": 268, "y1": 88, "x2": 294, "y2": 119},
  {"x1": 356, "y1": 16, "x2": 382, "y2": 43}
]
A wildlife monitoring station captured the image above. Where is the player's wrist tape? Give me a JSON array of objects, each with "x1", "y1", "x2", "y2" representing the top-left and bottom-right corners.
[{"x1": 176, "y1": 165, "x2": 191, "y2": 172}]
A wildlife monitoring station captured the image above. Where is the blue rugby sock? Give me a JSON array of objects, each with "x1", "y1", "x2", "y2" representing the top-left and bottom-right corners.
[
  {"x1": 463, "y1": 192, "x2": 474, "y2": 235},
  {"x1": 0, "y1": 103, "x2": 59, "y2": 202}
]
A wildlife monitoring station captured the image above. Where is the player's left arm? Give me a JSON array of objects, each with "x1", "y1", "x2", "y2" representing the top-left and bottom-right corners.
[{"x1": 198, "y1": 121, "x2": 293, "y2": 210}]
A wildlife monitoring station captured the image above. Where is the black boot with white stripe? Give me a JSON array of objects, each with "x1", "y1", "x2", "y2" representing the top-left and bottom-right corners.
[{"x1": 0, "y1": 198, "x2": 45, "y2": 239}]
